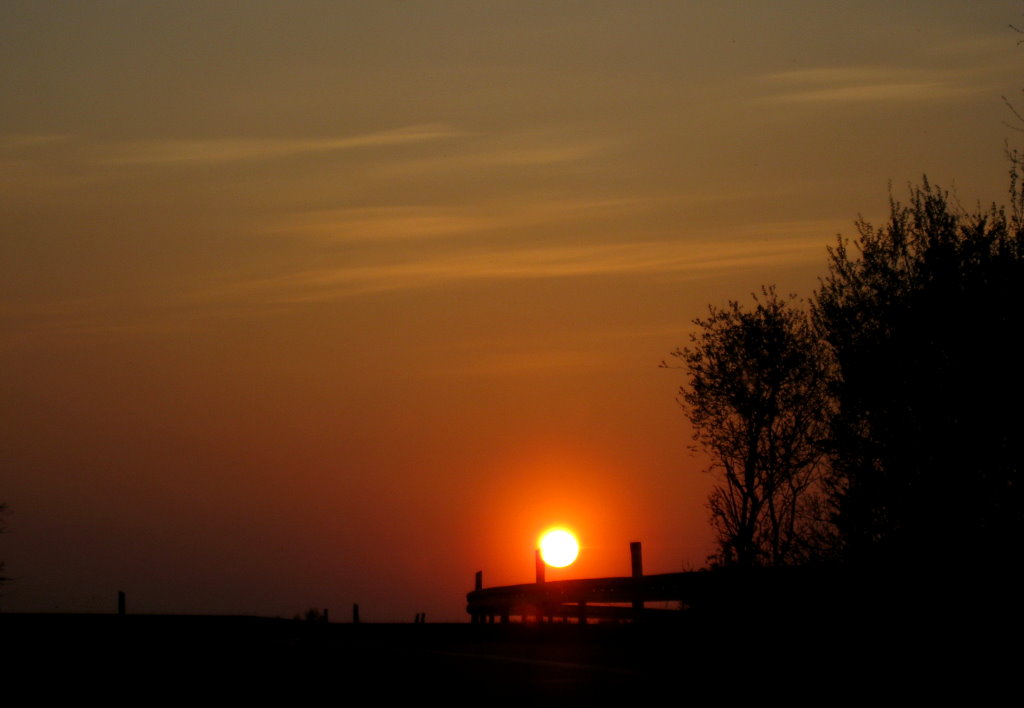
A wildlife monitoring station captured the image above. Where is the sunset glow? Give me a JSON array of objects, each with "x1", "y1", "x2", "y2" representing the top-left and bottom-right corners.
[
  {"x1": 539, "y1": 529, "x2": 580, "y2": 568},
  {"x1": 0, "y1": 2, "x2": 1017, "y2": 621}
]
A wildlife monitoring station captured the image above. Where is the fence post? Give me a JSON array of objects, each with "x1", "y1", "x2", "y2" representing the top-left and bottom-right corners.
[{"x1": 631, "y1": 541, "x2": 644, "y2": 619}]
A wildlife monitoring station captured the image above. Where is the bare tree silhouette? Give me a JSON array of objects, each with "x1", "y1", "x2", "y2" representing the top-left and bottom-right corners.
[
  {"x1": 0, "y1": 503, "x2": 8, "y2": 592},
  {"x1": 667, "y1": 288, "x2": 830, "y2": 568}
]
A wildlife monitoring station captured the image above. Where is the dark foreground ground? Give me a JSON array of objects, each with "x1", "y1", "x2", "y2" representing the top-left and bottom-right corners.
[{"x1": 2, "y1": 605, "x2": 1018, "y2": 702}]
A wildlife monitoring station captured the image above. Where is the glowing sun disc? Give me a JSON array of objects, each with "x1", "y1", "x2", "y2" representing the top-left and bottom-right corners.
[{"x1": 539, "y1": 529, "x2": 579, "y2": 567}]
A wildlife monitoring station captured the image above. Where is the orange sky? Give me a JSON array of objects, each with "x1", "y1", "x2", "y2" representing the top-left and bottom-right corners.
[{"x1": 1, "y1": 1, "x2": 1020, "y2": 620}]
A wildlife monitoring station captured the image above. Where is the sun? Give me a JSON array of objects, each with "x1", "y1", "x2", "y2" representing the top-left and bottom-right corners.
[{"x1": 538, "y1": 528, "x2": 579, "y2": 568}]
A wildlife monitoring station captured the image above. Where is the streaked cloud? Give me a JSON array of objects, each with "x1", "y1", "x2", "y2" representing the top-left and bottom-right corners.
[
  {"x1": 206, "y1": 232, "x2": 827, "y2": 304},
  {"x1": 0, "y1": 133, "x2": 70, "y2": 151},
  {"x1": 761, "y1": 66, "x2": 982, "y2": 104},
  {"x1": 442, "y1": 321, "x2": 700, "y2": 378},
  {"x1": 371, "y1": 137, "x2": 609, "y2": 178},
  {"x1": 456, "y1": 348, "x2": 613, "y2": 377},
  {"x1": 267, "y1": 206, "x2": 488, "y2": 241},
  {"x1": 469, "y1": 144, "x2": 602, "y2": 167},
  {"x1": 267, "y1": 198, "x2": 646, "y2": 242},
  {"x1": 102, "y1": 124, "x2": 462, "y2": 165}
]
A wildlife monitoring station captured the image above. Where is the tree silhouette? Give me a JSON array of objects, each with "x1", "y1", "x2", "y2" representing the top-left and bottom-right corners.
[
  {"x1": 813, "y1": 179, "x2": 1024, "y2": 568},
  {"x1": 0, "y1": 503, "x2": 7, "y2": 592},
  {"x1": 668, "y1": 288, "x2": 830, "y2": 568}
]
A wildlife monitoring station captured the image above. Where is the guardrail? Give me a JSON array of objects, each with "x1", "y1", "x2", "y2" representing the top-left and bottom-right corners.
[{"x1": 466, "y1": 541, "x2": 713, "y2": 624}]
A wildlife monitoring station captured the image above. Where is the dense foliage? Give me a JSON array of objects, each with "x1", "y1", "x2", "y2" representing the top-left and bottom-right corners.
[
  {"x1": 676, "y1": 176, "x2": 1024, "y2": 570},
  {"x1": 814, "y1": 179, "x2": 1024, "y2": 568}
]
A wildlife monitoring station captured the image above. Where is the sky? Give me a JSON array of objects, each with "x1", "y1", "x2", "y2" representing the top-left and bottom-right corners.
[{"x1": 1, "y1": 1, "x2": 1021, "y2": 621}]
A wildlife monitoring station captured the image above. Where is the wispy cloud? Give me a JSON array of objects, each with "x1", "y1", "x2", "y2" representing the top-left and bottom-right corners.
[
  {"x1": 0, "y1": 133, "x2": 70, "y2": 151},
  {"x1": 469, "y1": 144, "x2": 602, "y2": 167},
  {"x1": 761, "y1": 66, "x2": 981, "y2": 104},
  {"x1": 371, "y1": 136, "x2": 608, "y2": 178},
  {"x1": 205, "y1": 233, "x2": 826, "y2": 304},
  {"x1": 266, "y1": 198, "x2": 645, "y2": 242},
  {"x1": 456, "y1": 348, "x2": 612, "y2": 377},
  {"x1": 267, "y1": 206, "x2": 488, "y2": 241},
  {"x1": 441, "y1": 321, "x2": 699, "y2": 378},
  {"x1": 102, "y1": 124, "x2": 461, "y2": 165}
]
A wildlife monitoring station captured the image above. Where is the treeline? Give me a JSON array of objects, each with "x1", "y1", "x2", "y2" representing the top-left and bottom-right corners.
[{"x1": 668, "y1": 168, "x2": 1024, "y2": 573}]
